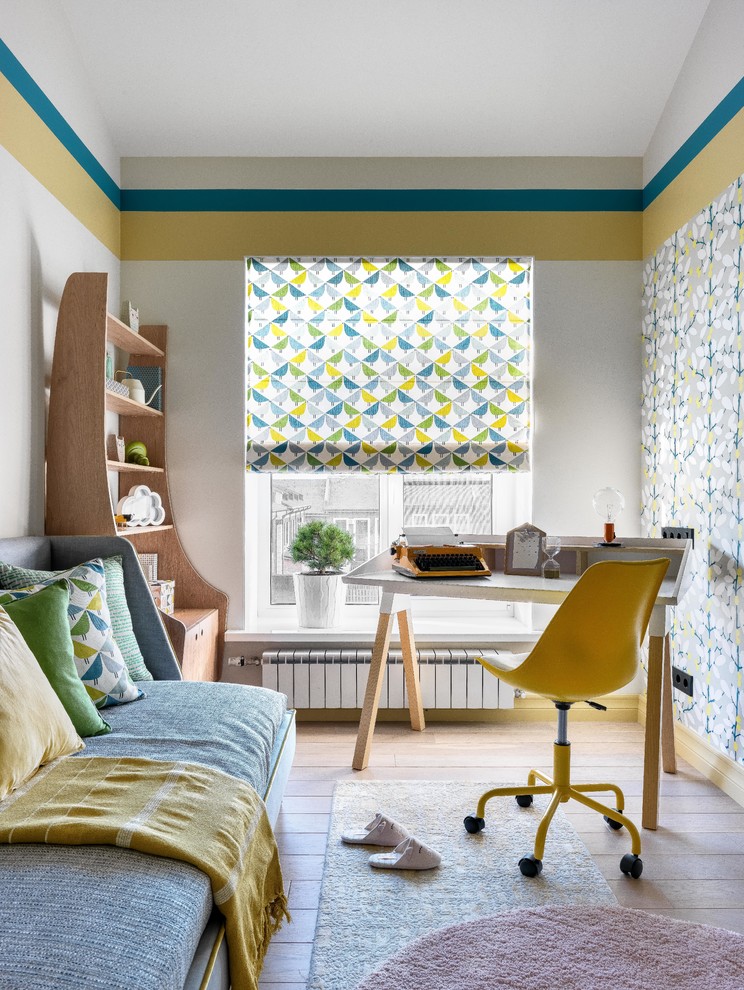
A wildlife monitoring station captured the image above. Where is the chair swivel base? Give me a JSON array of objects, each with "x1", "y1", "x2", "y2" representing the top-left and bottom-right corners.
[{"x1": 464, "y1": 740, "x2": 644, "y2": 880}]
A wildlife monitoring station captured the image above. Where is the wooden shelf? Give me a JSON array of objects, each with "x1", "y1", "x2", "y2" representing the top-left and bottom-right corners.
[
  {"x1": 106, "y1": 390, "x2": 163, "y2": 417},
  {"x1": 118, "y1": 524, "x2": 174, "y2": 535},
  {"x1": 106, "y1": 313, "x2": 164, "y2": 357},
  {"x1": 107, "y1": 459, "x2": 164, "y2": 473}
]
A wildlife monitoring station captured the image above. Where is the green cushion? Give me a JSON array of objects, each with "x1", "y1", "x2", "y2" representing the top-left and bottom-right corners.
[
  {"x1": 102, "y1": 556, "x2": 153, "y2": 681},
  {"x1": 2, "y1": 582, "x2": 111, "y2": 738},
  {"x1": 0, "y1": 558, "x2": 143, "y2": 708}
]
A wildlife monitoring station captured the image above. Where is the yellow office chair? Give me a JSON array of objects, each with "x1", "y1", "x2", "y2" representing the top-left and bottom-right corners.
[{"x1": 464, "y1": 557, "x2": 669, "y2": 880}]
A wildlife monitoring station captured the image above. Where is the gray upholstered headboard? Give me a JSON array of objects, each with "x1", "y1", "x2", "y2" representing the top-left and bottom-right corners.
[{"x1": 0, "y1": 535, "x2": 181, "y2": 680}]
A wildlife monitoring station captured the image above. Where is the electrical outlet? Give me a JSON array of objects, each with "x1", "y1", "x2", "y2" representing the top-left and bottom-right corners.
[
  {"x1": 662, "y1": 526, "x2": 695, "y2": 546},
  {"x1": 672, "y1": 665, "x2": 694, "y2": 697},
  {"x1": 227, "y1": 655, "x2": 246, "y2": 667}
]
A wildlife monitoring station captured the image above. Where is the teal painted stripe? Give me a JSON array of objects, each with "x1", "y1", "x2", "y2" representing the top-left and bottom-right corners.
[
  {"x1": 2, "y1": 25, "x2": 741, "y2": 218},
  {"x1": 120, "y1": 188, "x2": 642, "y2": 212},
  {"x1": 0, "y1": 37, "x2": 120, "y2": 207},
  {"x1": 644, "y1": 74, "x2": 744, "y2": 208}
]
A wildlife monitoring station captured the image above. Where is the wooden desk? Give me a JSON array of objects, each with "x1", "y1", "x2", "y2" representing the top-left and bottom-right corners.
[{"x1": 343, "y1": 535, "x2": 693, "y2": 830}]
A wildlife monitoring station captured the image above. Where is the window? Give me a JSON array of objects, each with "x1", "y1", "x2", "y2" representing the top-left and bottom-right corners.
[
  {"x1": 269, "y1": 474, "x2": 380, "y2": 605},
  {"x1": 245, "y1": 257, "x2": 532, "y2": 628},
  {"x1": 247, "y1": 471, "x2": 530, "y2": 624}
]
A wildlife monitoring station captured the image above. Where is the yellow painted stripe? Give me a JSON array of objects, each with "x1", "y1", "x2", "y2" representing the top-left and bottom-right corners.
[
  {"x1": 0, "y1": 73, "x2": 120, "y2": 256},
  {"x1": 121, "y1": 209, "x2": 641, "y2": 261},
  {"x1": 643, "y1": 106, "x2": 744, "y2": 258}
]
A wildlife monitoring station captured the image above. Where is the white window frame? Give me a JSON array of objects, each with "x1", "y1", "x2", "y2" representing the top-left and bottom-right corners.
[{"x1": 244, "y1": 470, "x2": 532, "y2": 633}]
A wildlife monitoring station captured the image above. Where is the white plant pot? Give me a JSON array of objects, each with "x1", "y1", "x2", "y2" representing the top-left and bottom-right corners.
[{"x1": 293, "y1": 572, "x2": 346, "y2": 628}]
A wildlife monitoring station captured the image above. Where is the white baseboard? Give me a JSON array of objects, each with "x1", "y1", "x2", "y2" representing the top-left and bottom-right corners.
[{"x1": 638, "y1": 694, "x2": 744, "y2": 808}]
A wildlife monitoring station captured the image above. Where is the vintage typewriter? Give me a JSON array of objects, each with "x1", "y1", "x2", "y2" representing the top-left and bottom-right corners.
[{"x1": 390, "y1": 539, "x2": 491, "y2": 578}]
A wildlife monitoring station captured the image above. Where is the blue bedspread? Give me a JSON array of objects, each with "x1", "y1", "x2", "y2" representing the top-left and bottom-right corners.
[
  {"x1": 79, "y1": 680, "x2": 287, "y2": 793},
  {"x1": 0, "y1": 681, "x2": 287, "y2": 990}
]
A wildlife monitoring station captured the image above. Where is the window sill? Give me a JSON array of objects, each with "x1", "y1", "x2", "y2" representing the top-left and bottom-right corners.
[{"x1": 226, "y1": 615, "x2": 539, "y2": 646}]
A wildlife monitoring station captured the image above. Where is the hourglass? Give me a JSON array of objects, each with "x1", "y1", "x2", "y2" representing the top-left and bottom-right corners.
[{"x1": 542, "y1": 535, "x2": 561, "y2": 579}]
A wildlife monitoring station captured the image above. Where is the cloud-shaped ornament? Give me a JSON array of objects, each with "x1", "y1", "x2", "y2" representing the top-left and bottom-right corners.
[{"x1": 116, "y1": 485, "x2": 166, "y2": 526}]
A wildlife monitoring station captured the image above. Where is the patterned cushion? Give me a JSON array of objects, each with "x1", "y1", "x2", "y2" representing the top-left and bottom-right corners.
[
  {"x1": 102, "y1": 556, "x2": 152, "y2": 681},
  {"x1": 0, "y1": 559, "x2": 144, "y2": 709},
  {"x1": 0, "y1": 605, "x2": 84, "y2": 801}
]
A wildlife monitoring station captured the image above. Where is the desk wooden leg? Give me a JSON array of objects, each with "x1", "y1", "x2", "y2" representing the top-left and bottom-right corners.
[
  {"x1": 661, "y1": 632, "x2": 677, "y2": 774},
  {"x1": 398, "y1": 608, "x2": 425, "y2": 732},
  {"x1": 642, "y1": 630, "x2": 664, "y2": 830},
  {"x1": 352, "y1": 609, "x2": 395, "y2": 771}
]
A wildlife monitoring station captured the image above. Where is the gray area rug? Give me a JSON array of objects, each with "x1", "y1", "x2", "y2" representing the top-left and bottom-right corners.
[{"x1": 308, "y1": 780, "x2": 617, "y2": 990}]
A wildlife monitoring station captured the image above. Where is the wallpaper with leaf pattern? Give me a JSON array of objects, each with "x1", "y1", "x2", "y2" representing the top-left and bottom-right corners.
[
  {"x1": 642, "y1": 172, "x2": 744, "y2": 763},
  {"x1": 245, "y1": 257, "x2": 531, "y2": 472}
]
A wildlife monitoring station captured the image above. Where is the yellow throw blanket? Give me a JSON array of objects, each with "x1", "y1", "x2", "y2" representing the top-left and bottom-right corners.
[{"x1": 0, "y1": 756, "x2": 289, "y2": 990}]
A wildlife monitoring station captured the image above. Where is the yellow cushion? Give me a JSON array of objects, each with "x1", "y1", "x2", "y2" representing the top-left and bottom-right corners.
[{"x1": 0, "y1": 605, "x2": 84, "y2": 801}]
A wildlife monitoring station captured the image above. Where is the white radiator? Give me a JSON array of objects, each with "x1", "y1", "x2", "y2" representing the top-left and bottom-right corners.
[{"x1": 261, "y1": 649, "x2": 515, "y2": 710}]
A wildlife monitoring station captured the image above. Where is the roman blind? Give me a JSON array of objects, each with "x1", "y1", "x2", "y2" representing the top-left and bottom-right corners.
[{"x1": 246, "y1": 257, "x2": 531, "y2": 472}]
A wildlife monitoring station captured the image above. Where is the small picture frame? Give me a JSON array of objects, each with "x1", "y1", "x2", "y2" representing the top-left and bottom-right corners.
[
  {"x1": 122, "y1": 300, "x2": 139, "y2": 332},
  {"x1": 504, "y1": 522, "x2": 546, "y2": 576},
  {"x1": 107, "y1": 434, "x2": 126, "y2": 462}
]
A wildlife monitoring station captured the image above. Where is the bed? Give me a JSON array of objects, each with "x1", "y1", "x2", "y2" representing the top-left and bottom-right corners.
[{"x1": 0, "y1": 535, "x2": 296, "y2": 990}]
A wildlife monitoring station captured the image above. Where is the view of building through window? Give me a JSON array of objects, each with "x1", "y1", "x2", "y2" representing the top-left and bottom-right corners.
[
  {"x1": 271, "y1": 476, "x2": 380, "y2": 604},
  {"x1": 270, "y1": 475, "x2": 494, "y2": 605},
  {"x1": 402, "y1": 475, "x2": 491, "y2": 533}
]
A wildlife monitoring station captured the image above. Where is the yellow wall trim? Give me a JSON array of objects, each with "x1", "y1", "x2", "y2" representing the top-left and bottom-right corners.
[
  {"x1": 0, "y1": 74, "x2": 120, "y2": 256},
  {"x1": 643, "y1": 106, "x2": 744, "y2": 259},
  {"x1": 121, "y1": 209, "x2": 641, "y2": 261}
]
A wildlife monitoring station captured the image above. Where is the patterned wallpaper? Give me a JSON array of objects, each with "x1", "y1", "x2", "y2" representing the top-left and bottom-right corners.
[
  {"x1": 245, "y1": 257, "x2": 531, "y2": 472},
  {"x1": 642, "y1": 171, "x2": 744, "y2": 762}
]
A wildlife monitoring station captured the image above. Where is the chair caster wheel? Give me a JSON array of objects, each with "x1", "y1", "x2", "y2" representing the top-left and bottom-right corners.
[
  {"x1": 516, "y1": 795, "x2": 534, "y2": 808},
  {"x1": 604, "y1": 811, "x2": 624, "y2": 831},
  {"x1": 620, "y1": 853, "x2": 643, "y2": 879},
  {"x1": 464, "y1": 815, "x2": 485, "y2": 834},
  {"x1": 518, "y1": 854, "x2": 543, "y2": 878}
]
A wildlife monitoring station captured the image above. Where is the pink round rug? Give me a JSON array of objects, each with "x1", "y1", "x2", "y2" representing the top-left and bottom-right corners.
[{"x1": 355, "y1": 906, "x2": 744, "y2": 989}]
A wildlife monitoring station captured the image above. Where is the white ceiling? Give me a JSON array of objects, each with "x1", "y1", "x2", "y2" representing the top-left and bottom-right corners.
[{"x1": 58, "y1": 0, "x2": 710, "y2": 158}]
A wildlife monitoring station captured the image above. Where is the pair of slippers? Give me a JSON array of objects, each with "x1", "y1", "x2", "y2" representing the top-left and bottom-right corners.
[{"x1": 341, "y1": 812, "x2": 442, "y2": 870}]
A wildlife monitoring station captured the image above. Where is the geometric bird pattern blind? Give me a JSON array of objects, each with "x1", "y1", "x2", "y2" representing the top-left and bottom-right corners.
[{"x1": 245, "y1": 257, "x2": 531, "y2": 472}]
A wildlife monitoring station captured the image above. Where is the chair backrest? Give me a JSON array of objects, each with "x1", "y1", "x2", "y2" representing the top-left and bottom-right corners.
[{"x1": 513, "y1": 558, "x2": 670, "y2": 702}]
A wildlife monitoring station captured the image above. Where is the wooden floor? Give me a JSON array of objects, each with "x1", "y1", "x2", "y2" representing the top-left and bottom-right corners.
[{"x1": 260, "y1": 719, "x2": 744, "y2": 988}]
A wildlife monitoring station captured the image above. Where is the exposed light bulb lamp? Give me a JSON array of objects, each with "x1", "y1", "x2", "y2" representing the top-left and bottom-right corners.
[{"x1": 592, "y1": 487, "x2": 625, "y2": 545}]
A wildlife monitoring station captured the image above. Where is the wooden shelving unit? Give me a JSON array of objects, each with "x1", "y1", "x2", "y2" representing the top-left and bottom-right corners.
[{"x1": 46, "y1": 272, "x2": 227, "y2": 681}]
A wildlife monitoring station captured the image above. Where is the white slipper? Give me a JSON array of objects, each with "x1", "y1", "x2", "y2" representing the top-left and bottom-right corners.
[
  {"x1": 341, "y1": 812, "x2": 410, "y2": 846},
  {"x1": 368, "y1": 836, "x2": 442, "y2": 870}
]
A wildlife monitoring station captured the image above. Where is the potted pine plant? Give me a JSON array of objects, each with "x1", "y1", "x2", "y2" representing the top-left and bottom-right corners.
[{"x1": 290, "y1": 521, "x2": 356, "y2": 628}]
